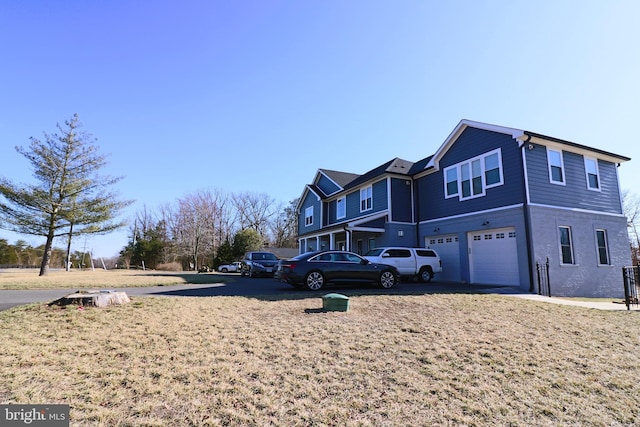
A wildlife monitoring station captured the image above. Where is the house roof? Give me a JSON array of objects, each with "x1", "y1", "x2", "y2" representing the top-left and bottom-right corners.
[
  {"x1": 524, "y1": 131, "x2": 631, "y2": 163},
  {"x1": 302, "y1": 119, "x2": 630, "y2": 203},
  {"x1": 318, "y1": 169, "x2": 361, "y2": 189},
  {"x1": 343, "y1": 157, "x2": 414, "y2": 191}
]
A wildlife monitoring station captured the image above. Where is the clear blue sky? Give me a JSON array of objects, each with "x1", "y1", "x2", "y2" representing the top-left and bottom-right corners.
[{"x1": 1, "y1": 1, "x2": 639, "y2": 258}]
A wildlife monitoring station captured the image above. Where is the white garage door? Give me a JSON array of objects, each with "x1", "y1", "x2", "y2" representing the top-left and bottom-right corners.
[
  {"x1": 469, "y1": 227, "x2": 519, "y2": 286},
  {"x1": 426, "y1": 234, "x2": 461, "y2": 282}
]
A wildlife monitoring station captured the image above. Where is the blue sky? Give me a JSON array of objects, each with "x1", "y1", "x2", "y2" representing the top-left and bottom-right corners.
[{"x1": 1, "y1": 1, "x2": 639, "y2": 258}]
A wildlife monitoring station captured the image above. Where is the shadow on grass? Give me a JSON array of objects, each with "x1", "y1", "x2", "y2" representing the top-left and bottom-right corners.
[{"x1": 144, "y1": 279, "x2": 509, "y2": 303}]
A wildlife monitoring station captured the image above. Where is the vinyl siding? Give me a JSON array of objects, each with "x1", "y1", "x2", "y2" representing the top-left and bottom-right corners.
[
  {"x1": 417, "y1": 128, "x2": 525, "y2": 222},
  {"x1": 298, "y1": 192, "x2": 322, "y2": 236},
  {"x1": 317, "y1": 174, "x2": 340, "y2": 195},
  {"x1": 391, "y1": 177, "x2": 413, "y2": 222},
  {"x1": 526, "y1": 145, "x2": 623, "y2": 214}
]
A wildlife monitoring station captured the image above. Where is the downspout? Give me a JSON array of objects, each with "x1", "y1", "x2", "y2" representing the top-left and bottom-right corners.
[
  {"x1": 414, "y1": 178, "x2": 421, "y2": 247},
  {"x1": 520, "y1": 135, "x2": 536, "y2": 292}
]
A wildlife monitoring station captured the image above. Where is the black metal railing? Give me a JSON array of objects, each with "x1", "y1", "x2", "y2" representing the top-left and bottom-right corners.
[
  {"x1": 622, "y1": 266, "x2": 639, "y2": 311},
  {"x1": 536, "y1": 258, "x2": 551, "y2": 297}
]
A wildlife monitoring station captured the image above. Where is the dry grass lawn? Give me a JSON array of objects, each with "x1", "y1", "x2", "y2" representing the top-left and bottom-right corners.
[
  {"x1": 0, "y1": 269, "x2": 227, "y2": 290},
  {"x1": 1, "y1": 293, "x2": 640, "y2": 426}
]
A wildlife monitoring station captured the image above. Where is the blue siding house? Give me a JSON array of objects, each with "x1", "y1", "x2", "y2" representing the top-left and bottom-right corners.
[{"x1": 296, "y1": 120, "x2": 631, "y2": 297}]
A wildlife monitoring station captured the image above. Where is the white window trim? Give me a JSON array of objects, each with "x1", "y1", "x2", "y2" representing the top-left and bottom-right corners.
[
  {"x1": 304, "y1": 206, "x2": 313, "y2": 227},
  {"x1": 547, "y1": 148, "x2": 566, "y2": 186},
  {"x1": 558, "y1": 225, "x2": 575, "y2": 265},
  {"x1": 360, "y1": 186, "x2": 373, "y2": 212},
  {"x1": 595, "y1": 229, "x2": 610, "y2": 266},
  {"x1": 336, "y1": 196, "x2": 346, "y2": 219},
  {"x1": 584, "y1": 157, "x2": 601, "y2": 192},
  {"x1": 443, "y1": 148, "x2": 503, "y2": 201},
  {"x1": 444, "y1": 165, "x2": 458, "y2": 199}
]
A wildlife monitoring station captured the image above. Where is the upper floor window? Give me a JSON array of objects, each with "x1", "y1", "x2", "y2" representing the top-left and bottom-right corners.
[
  {"x1": 585, "y1": 158, "x2": 600, "y2": 191},
  {"x1": 336, "y1": 197, "x2": 346, "y2": 219},
  {"x1": 304, "y1": 206, "x2": 313, "y2": 226},
  {"x1": 360, "y1": 186, "x2": 372, "y2": 212},
  {"x1": 445, "y1": 167, "x2": 458, "y2": 198},
  {"x1": 547, "y1": 149, "x2": 565, "y2": 185},
  {"x1": 444, "y1": 149, "x2": 503, "y2": 201}
]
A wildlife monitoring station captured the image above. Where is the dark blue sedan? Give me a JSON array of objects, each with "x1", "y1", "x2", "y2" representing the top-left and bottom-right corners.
[{"x1": 274, "y1": 250, "x2": 400, "y2": 291}]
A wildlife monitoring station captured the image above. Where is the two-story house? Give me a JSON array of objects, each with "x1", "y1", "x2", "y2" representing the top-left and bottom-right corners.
[{"x1": 296, "y1": 120, "x2": 631, "y2": 297}]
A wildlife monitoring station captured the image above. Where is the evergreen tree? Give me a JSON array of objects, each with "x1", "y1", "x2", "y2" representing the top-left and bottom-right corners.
[{"x1": 0, "y1": 114, "x2": 133, "y2": 275}]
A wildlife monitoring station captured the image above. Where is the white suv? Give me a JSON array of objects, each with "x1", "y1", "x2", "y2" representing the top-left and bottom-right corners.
[{"x1": 364, "y1": 247, "x2": 442, "y2": 282}]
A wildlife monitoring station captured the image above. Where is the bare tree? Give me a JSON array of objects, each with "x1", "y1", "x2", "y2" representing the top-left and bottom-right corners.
[
  {"x1": 166, "y1": 190, "x2": 222, "y2": 270},
  {"x1": 622, "y1": 190, "x2": 640, "y2": 264},
  {"x1": 232, "y1": 192, "x2": 276, "y2": 242},
  {"x1": 270, "y1": 198, "x2": 299, "y2": 248}
]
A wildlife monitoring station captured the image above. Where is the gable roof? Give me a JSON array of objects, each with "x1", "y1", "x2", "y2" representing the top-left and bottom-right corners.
[
  {"x1": 343, "y1": 157, "x2": 414, "y2": 191},
  {"x1": 426, "y1": 119, "x2": 630, "y2": 171},
  {"x1": 426, "y1": 119, "x2": 526, "y2": 170},
  {"x1": 318, "y1": 169, "x2": 360, "y2": 189}
]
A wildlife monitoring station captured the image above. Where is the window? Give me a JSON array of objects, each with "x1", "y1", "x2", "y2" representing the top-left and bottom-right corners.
[
  {"x1": 336, "y1": 197, "x2": 346, "y2": 219},
  {"x1": 368, "y1": 238, "x2": 375, "y2": 252},
  {"x1": 444, "y1": 149, "x2": 502, "y2": 201},
  {"x1": 585, "y1": 158, "x2": 600, "y2": 191},
  {"x1": 304, "y1": 206, "x2": 313, "y2": 226},
  {"x1": 445, "y1": 167, "x2": 458, "y2": 198},
  {"x1": 596, "y1": 229, "x2": 609, "y2": 265},
  {"x1": 360, "y1": 186, "x2": 372, "y2": 211},
  {"x1": 484, "y1": 152, "x2": 501, "y2": 186},
  {"x1": 559, "y1": 226, "x2": 574, "y2": 264},
  {"x1": 548, "y1": 149, "x2": 565, "y2": 184}
]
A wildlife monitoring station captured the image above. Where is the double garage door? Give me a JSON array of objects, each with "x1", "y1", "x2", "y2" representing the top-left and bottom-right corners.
[{"x1": 427, "y1": 227, "x2": 519, "y2": 286}]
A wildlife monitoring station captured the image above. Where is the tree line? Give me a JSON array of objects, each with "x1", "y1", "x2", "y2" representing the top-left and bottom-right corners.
[{"x1": 119, "y1": 191, "x2": 299, "y2": 271}]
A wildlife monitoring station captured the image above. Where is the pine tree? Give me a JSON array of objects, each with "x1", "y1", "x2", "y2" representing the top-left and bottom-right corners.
[{"x1": 0, "y1": 114, "x2": 133, "y2": 275}]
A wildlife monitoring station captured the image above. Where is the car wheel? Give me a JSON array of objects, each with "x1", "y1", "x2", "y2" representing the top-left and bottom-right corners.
[
  {"x1": 248, "y1": 268, "x2": 255, "y2": 278},
  {"x1": 221, "y1": 268, "x2": 228, "y2": 273},
  {"x1": 305, "y1": 271, "x2": 324, "y2": 290},
  {"x1": 379, "y1": 270, "x2": 397, "y2": 288},
  {"x1": 419, "y1": 267, "x2": 433, "y2": 283}
]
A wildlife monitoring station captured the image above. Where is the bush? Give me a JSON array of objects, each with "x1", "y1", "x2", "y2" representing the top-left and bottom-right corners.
[{"x1": 156, "y1": 262, "x2": 182, "y2": 271}]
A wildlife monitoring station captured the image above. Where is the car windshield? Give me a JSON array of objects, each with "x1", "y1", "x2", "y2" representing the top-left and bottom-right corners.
[{"x1": 364, "y1": 249, "x2": 383, "y2": 256}]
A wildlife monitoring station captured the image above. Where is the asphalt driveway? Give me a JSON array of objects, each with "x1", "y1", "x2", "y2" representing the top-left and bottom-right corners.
[{"x1": 0, "y1": 275, "x2": 634, "y2": 311}]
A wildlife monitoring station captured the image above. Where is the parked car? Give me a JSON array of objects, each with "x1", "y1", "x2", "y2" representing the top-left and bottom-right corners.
[
  {"x1": 217, "y1": 262, "x2": 242, "y2": 273},
  {"x1": 240, "y1": 251, "x2": 280, "y2": 277},
  {"x1": 364, "y1": 247, "x2": 442, "y2": 282},
  {"x1": 275, "y1": 250, "x2": 400, "y2": 291}
]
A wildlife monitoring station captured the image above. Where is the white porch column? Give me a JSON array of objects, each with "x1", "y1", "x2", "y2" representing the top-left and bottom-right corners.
[
  {"x1": 330, "y1": 232, "x2": 335, "y2": 250},
  {"x1": 316, "y1": 236, "x2": 321, "y2": 251}
]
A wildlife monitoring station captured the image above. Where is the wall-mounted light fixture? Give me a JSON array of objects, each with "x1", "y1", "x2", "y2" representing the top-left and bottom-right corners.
[
  {"x1": 398, "y1": 230, "x2": 404, "y2": 237},
  {"x1": 433, "y1": 227, "x2": 440, "y2": 232},
  {"x1": 528, "y1": 144, "x2": 534, "y2": 150},
  {"x1": 482, "y1": 220, "x2": 490, "y2": 226}
]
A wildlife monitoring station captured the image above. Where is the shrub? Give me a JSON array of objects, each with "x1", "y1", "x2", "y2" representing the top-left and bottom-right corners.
[{"x1": 155, "y1": 262, "x2": 182, "y2": 271}]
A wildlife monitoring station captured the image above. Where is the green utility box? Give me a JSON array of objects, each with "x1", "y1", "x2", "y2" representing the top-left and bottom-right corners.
[{"x1": 322, "y1": 293, "x2": 350, "y2": 312}]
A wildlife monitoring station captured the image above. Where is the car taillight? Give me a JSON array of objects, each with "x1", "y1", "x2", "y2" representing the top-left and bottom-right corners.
[{"x1": 281, "y1": 262, "x2": 297, "y2": 271}]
